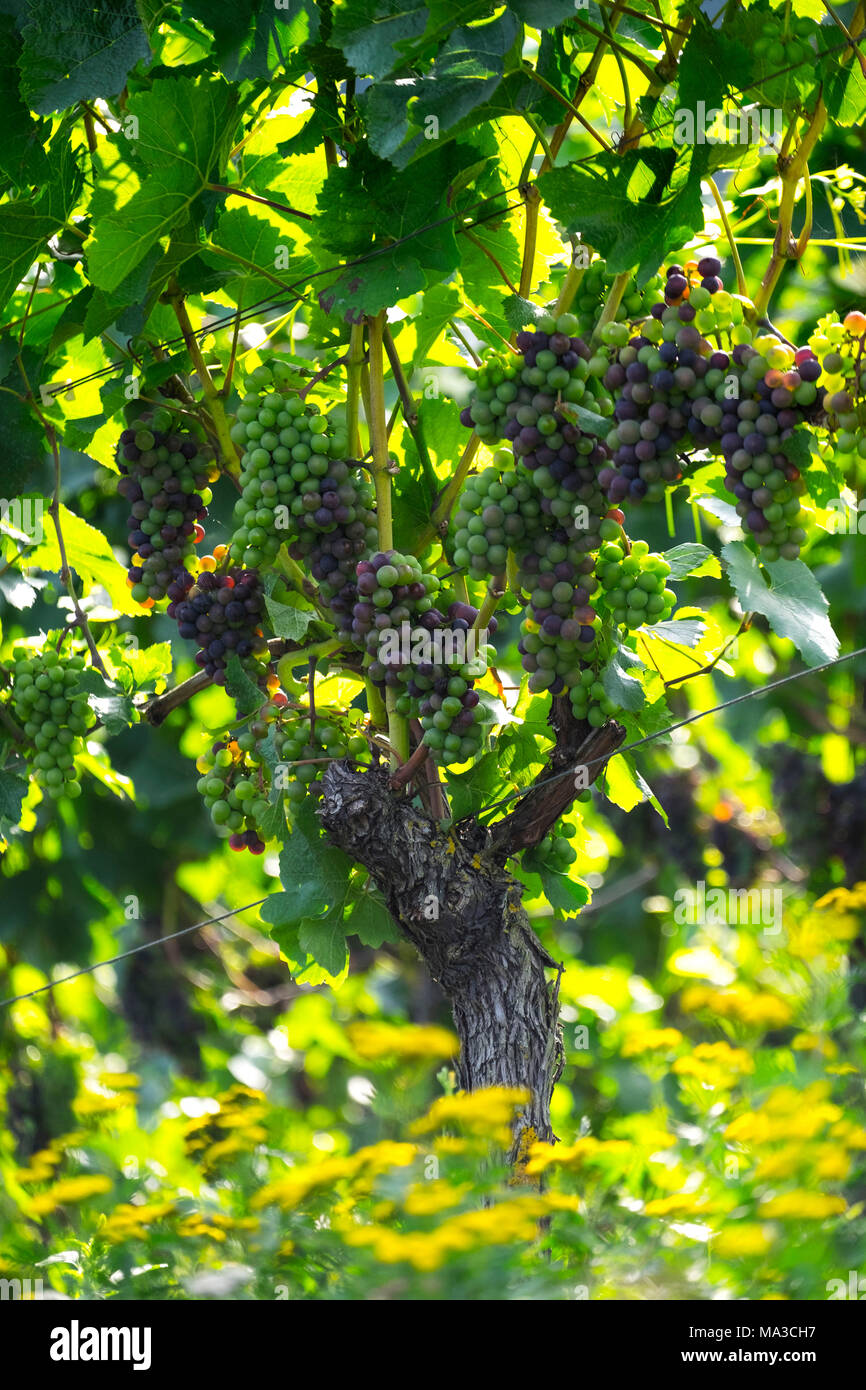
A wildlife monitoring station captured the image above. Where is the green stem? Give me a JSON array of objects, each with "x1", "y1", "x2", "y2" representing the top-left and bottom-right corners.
[
  {"x1": 472, "y1": 573, "x2": 506, "y2": 634},
  {"x1": 427, "y1": 433, "x2": 481, "y2": 541},
  {"x1": 521, "y1": 62, "x2": 614, "y2": 151},
  {"x1": 382, "y1": 324, "x2": 437, "y2": 498},
  {"x1": 554, "y1": 257, "x2": 588, "y2": 317},
  {"x1": 705, "y1": 177, "x2": 748, "y2": 298},
  {"x1": 346, "y1": 322, "x2": 365, "y2": 458},
  {"x1": 385, "y1": 687, "x2": 410, "y2": 771},
  {"x1": 168, "y1": 281, "x2": 241, "y2": 476},
  {"x1": 753, "y1": 100, "x2": 827, "y2": 316},
  {"x1": 276, "y1": 549, "x2": 330, "y2": 619},
  {"x1": 590, "y1": 271, "x2": 631, "y2": 347},
  {"x1": 365, "y1": 313, "x2": 394, "y2": 552},
  {"x1": 364, "y1": 661, "x2": 387, "y2": 730}
]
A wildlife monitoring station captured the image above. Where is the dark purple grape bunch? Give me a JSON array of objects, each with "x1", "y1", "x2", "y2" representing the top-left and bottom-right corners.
[
  {"x1": 171, "y1": 567, "x2": 270, "y2": 686},
  {"x1": 290, "y1": 491, "x2": 378, "y2": 640},
  {"x1": 116, "y1": 401, "x2": 214, "y2": 604}
]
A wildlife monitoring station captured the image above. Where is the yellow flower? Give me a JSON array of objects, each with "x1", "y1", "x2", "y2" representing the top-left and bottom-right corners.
[
  {"x1": 622, "y1": 1028, "x2": 683, "y2": 1056},
  {"x1": 680, "y1": 985, "x2": 793, "y2": 1028},
  {"x1": 758, "y1": 1191, "x2": 846, "y2": 1220},
  {"x1": 74, "y1": 1089, "x2": 135, "y2": 1116},
  {"x1": 177, "y1": 1220, "x2": 228, "y2": 1241},
  {"x1": 253, "y1": 1142, "x2": 415, "y2": 1211},
  {"x1": 673, "y1": 1042, "x2": 754, "y2": 1089},
  {"x1": 410, "y1": 1087, "x2": 530, "y2": 1139},
  {"x1": 29, "y1": 1174, "x2": 112, "y2": 1215},
  {"x1": 791, "y1": 1032, "x2": 839, "y2": 1058},
  {"x1": 826, "y1": 1063, "x2": 858, "y2": 1075},
  {"x1": 403, "y1": 1181, "x2": 472, "y2": 1216},
  {"x1": 97, "y1": 1072, "x2": 140, "y2": 1089},
  {"x1": 347, "y1": 1021, "x2": 458, "y2": 1062},
  {"x1": 524, "y1": 1137, "x2": 631, "y2": 1175},
  {"x1": 644, "y1": 1193, "x2": 720, "y2": 1217},
  {"x1": 831, "y1": 1121, "x2": 866, "y2": 1149},
  {"x1": 14, "y1": 1163, "x2": 56, "y2": 1184},
  {"x1": 713, "y1": 1224, "x2": 774, "y2": 1258}
]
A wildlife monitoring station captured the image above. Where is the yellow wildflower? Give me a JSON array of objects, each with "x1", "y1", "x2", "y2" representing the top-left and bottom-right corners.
[
  {"x1": 410, "y1": 1087, "x2": 530, "y2": 1138},
  {"x1": 830, "y1": 1121, "x2": 866, "y2": 1149},
  {"x1": 97, "y1": 1072, "x2": 140, "y2": 1090},
  {"x1": 347, "y1": 1021, "x2": 458, "y2": 1062},
  {"x1": 680, "y1": 985, "x2": 793, "y2": 1028},
  {"x1": 713, "y1": 1224, "x2": 774, "y2": 1258},
  {"x1": 644, "y1": 1193, "x2": 720, "y2": 1217},
  {"x1": 524, "y1": 1137, "x2": 631, "y2": 1175},
  {"x1": 29, "y1": 1174, "x2": 112, "y2": 1215},
  {"x1": 403, "y1": 1181, "x2": 472, "y2": 1216},
  {"x1": 673, "y1": 1042, "x2": 754, "y2": 1089},
  {"x1": 758, "y1": 1191, "x2": 846, "y2": 1220},
  {"x1": 791, "y1": 1032, "x2": 838, "y2": 1058},
  {"x1": 622, "y1": 1028, "x2": 683, "y2": 1056}
]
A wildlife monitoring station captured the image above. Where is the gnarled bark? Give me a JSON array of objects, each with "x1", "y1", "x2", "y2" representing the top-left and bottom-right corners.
[{"x1": 318, "y1": 712, "x2": 625, "y2": 1152}]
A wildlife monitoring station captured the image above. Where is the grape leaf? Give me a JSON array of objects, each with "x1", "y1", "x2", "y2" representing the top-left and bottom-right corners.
[
  {"x1": 261, "y1": 803, "x2": 354, "y2": 927},
  {"x1": 639, "y1": 617, "x2": 706, "y2": 649},
  {"x1": 557, "y1": 400, "x2": 612, "y2": 439},
  {"x1": 0, "y1": 15, "x2": 49, "y2": 184},
  {"x1": 345, "y1": 886, "x2": 399, "y2": 948},
  {"x1": 88, "y1": 77, "x2": 238, "y2": 293},
  {"x1": 662, "y1": 543, "x2": 718, "y2": 581},
  {"x1": 264, "y1": 593, "x2": 317, "y2": 642},
  {"x1": 602, "y1": 641, "x2": 646, "y2": 713},
  {"x1": 298, "y1": 910, "x2": 349, "y2": 978},
  {"x1": 538, "y1": 146, "x2": 708, "y2": 285},
  {"x1": 502, "y1": 294, "x2": 545, "y2": 332},
  {"x1": 224, "y1": 655, "x2": 264, "y2": 716},
  {"x1": 24, "y1": 502, "x2": 142, "y2": 616},
  {"x1": 721, "y1": 540, "x2": 839, "y2": 667},
  {"x1": 20, "y1": 0, "x2": 150, "y2": 115},
  {"x1": 0, "y1": 770, "x2": 27, "y2": 824}
]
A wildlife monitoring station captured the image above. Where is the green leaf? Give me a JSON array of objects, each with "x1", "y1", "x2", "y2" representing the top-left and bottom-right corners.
[
  {"x1": 538, "y1": 146, "x2": 708, "y2": 285},
  {"x1": 204, "y1": 206, "x2": 293, "y2": 305},
  {"x1": 118, "y1": 640, "x2": 173, "y2": 690},
  {"x1": 0, "y1": 391, "x2": 47, "y2": 493},
  {"x1": 345, "y1": 886, "x2": 399, "y2": 948},
  {"x1": 224, "y1": 655, "x2": 264, "y2": 716},
  {"x1": 532, "y1": 862, "x2": 590, "y2": 917},
  {"x1": 557, "y1": 400, "x2": 612, "y2": 439},
  {"x1": 331, "y1": 0, "x2": 429, "y2": 81},
  {"x1": 261, "y1": 803, "x2": 354, "y2": 927},
  {"x1": 264, "y1": 592, "x2": 317, "y2": 642},
  {"x1": 602, "y1": 641, "x2": 646, "y2": 713},
  {"x1": 20, "y1": 0, "x2": 150, "y2": 115},
  {"x1": 78, "y1": 669, "x2": 137, "y2": 735},
  {"x1": 720, "y1": 540, "x2": 839, "y2": 668},
  {"x1": 0, "y1": 16, "x2": 49, "y2": 185},
  {"x1": 24, "y1": 501, "x2": 143, "y2": 616},
  {"x1": 662, "y1": 543, "x2": 718, "y2": 581},
  {"x1": 298, "y1": 910, "x2": 349, "y2": 977},
  {"x1": 0, "y1": 203, "x2": 65, "y2": 315},
  {"x1": 640, "y1": 617, "x2": 706, "y2": 649},
  {"x1": 0, "y1": 770, "x2": 28, "y2": 824},
  {"x1": 88, "y1": 77, "x2": 238, "y2": 293},
  {"x1": 501, "y1": 294, "x2": 545, "y2": 333}
]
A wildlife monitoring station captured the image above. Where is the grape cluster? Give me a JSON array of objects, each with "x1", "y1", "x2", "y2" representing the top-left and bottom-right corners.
[
  {"x1": 571, "y1": 259, "x2": 665, "y2": 339},
  {"x1": 397, "y1": 601, "x2": 494, "y2": 762},
  {"x1": 460, "y1": 349, "x2": 521, "y2": 443},
  {"x1": 229, "y1": 364, "x2": 378, "y2": 637},
  {"x1": 352, "y1": 550, "x2": 440, "y2": 663},
  {"x1": 718, "y1": 338, "x2": 818, "y2": 560},
  {"x1": 527, "y1": 818, "x2": 579, "y2": 874},
  {"x1": 809, "y1": 312, "x2": 866, "y2": 472},
  {"x1": 449, "y1": 451, "x2": 543, "y2": 578},
  {"x1": 515, "y1": 528, "x2": 603, "y2": 695},
  {"x1": 196, "y1": 740, "x2": 270, "y2": 853},
  {"x1": 599, "y1": 259, "x2": 737, "y2": 505},
  {"x1": 116, "y1": 403, "x2": 215, "y2": 605},
  {"x1": 171, "y1": 567, "x2": 270, "y2": 685},
  {"x1": 596, "y1": 539, "x2": 675, "y2": 629},
  {"x1": 8, "y1": 648, "x2": 92, "y2": 800}
]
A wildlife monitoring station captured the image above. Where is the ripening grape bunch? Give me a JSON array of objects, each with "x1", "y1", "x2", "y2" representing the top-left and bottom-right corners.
[
  {"x1": 448, "y1": 451, "x2": 543, "y2": 578},
  {"x1": 515, "y1": 526, "x2": 603, "y2": 696},
  {"x1": 809, "y1": 311, "x2": 866, "y2": 468},
  {"x1": 116, "y1": 402, "x2": 215, "y2": 605},
  {"x1": 571, "y1": 258, "x2": 665, "y2": 338},
  {"x1": 352, "y1": 550, "x2": 441, "y2": 662},
  {"x1": 7, "y1": 647, "x2": 93, "y2": 800},
  {"x1": 170, "y1": 566, "x2": 270, "y2": 685},
  {"x1": 228, "y1": 363, "x2": 378, "y2": 636},
  {"x1": 196, "y1": 738, "x2": 271, "y2": 853},
  {"x1": 393, "y1": 600, "x2": 494, "y2": 763}
]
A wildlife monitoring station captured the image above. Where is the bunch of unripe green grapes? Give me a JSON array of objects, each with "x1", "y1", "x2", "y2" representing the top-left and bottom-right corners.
[
  {"x1": 597, "y1": 539, "x2": 675, "y2": 629},
  {"x1": 196, "y1": 738, "x2": 270, "y2": 853},
  {"x1": 526, "y1": 818, "x2": 579, "y2": 874},
  {"x1": 448, "y1": 451, "x2": 543, "y2": 578},
  {"x1": 117, "y1": 401, "x2": 216, "y2": 606},
  {"x1": 809, "y1": 311, "x2": 866, "y2": 469},
  {"x1": 7, "y1": 647, "x2": 93, "y2": 800},
  {"x1": 229, "y1": 367, "x2": 356, "y2": 564},
  {"x1": 571, "y1": 258, "x2": 666, "y2": 338},
  {"x1": 567, "y1": 647, "x2": 624, "y2": 728}
]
